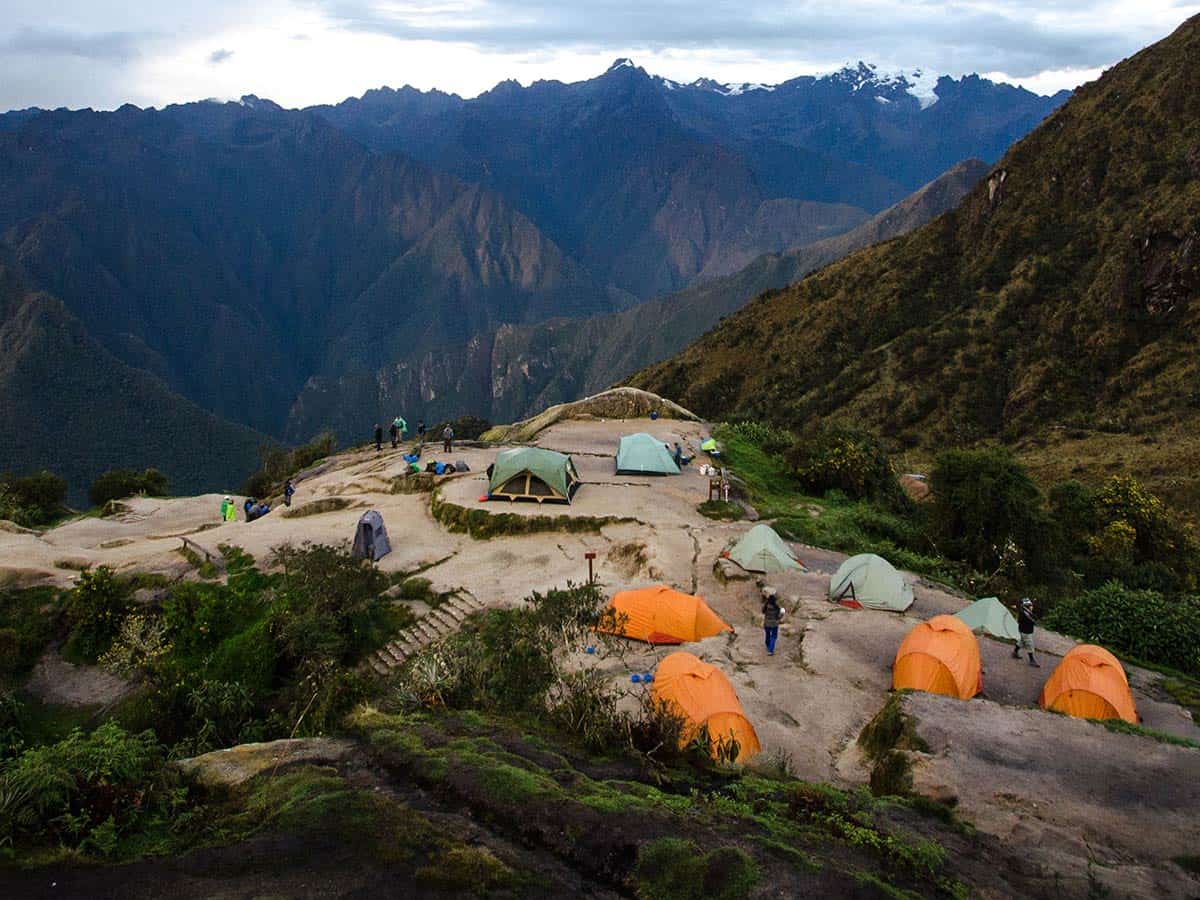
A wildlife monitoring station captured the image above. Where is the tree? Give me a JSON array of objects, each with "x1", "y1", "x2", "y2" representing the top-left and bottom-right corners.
[
  {"x1": 928, "y1": 447, "x2": 1051, "y2": 578},
  {"x1": 88, "y1": 468, "x2": 169, "y2": 507}
]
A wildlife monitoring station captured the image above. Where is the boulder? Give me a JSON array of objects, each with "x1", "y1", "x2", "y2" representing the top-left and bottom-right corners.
[{"x1": 176, "y1": 737, "x2": 356, "y2": 788}]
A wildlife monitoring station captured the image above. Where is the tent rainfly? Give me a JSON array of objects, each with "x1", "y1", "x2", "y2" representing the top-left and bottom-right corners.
[
  {"x1": 616, "y1": 433, "x2": 680, "y2": 475},
  {"x1": 351, "y1": 510, "x2": 392, "y2": 561},
  {"x1": 595, "y1": 585, "x2": 732, "y2": 644},
  {"x1": 893, "y1": 615, "x2": 982, "y2": 700},
  {"x1": 728, "y1": 524, "x2": 804, "y2": 574},
  {"x1": 652, "y1": 652, "x2": 761, "y2": 763},
  {"x1": 487, "y1": 447, "x2": 581, "y2": 504},
  {"x1": 828, "y1": 553, "x2": 913, "y2": 611},
  {"x1": 1039, "y1": 644, "x2": 1138, "y2": 723},
  {"x1": 954, "y1": 597, "x2": 1019, "y2": 641}
]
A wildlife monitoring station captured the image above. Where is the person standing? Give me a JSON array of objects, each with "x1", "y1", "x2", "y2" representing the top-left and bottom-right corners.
[
  {"x1": 388, "y1": 420, "x2": 399, "y2": 449},
  {"x1": 442, "y1": 424, "x2": 454, "y2": 454},
  {"x1": 761, "y1": 587, "x2": 783, "y2": 656},
  {"x1": 244, "y1": 497, "x2": 255, "y2": 521},
  {"x1": 393, "y1": 415, "x2": 408, "y2": 441},
  {"x1": 1013, "y1": 597, "x2": 1040, "y2": 667},
  {"x1": 417, "y1": 420, "x2": 427, "y2": 451},
  {"x1": 220, "y1": 496, "x2": 232, "y2": 521},
  {"x1": 283, "y1": 479, "x2": 296, "y2": 507},
  {"x1": 373, "y1": 423, "x2": 383, "y2": 453}
]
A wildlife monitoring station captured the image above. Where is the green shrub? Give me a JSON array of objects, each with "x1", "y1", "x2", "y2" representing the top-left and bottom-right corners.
[
  {"x1": 928, "y1": 447, "x2": 1053, "y2": 579},
  {"x1": 1044, "y1": 582, "x2": 1200, "y2": 674},
  {"x1": 786, "y1": 427, "x2": 900, "y2": 504},
  {"x1": 241, "y1": 431, "x2": 337, "y2": 497},
  {"x1": 207, "y1": 620, "x2": 278, "y2": 696},
  {"x1": 634, "y1": 837, "x2": 758, "y2": 900},
  {"x1": 0, "y1": 586, "x2": 60, "y2": 682},
  {"x1": 63, "y1": 567, "x2": 133, "y2": 663},
  {"x1": 88, "y1": 468, "x2": 169, "y2": 507},
  {"x1": 0, "y1": 470, "x2": 67, "y2": 526},
  {"x1": 724, "y1": 421, "x2": 795, "y2": 456},
  {"x1": 0, "y1": 722, "x2": 177, "y2": 856}
]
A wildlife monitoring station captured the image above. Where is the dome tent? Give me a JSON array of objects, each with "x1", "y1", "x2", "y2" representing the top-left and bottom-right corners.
[
  {"x1": 893, "y1": 615, "x2": 982, "y2": 700},
  {"x1": 616, "y1": 433, "x2": 680, "y2": 475},
  {"x1": 1039, "y1": 644, "x2": 1137, "y2": 723},
  {"x1": 727, "y1": 524, "x2": 804, "y2": 574},
  {"x1": 829, "y1": 553, "x2": 913, "y2": 611},
  {"x1": 954, "y1": 597, "x2": 1019, "y2": 640},
  {"x1": 595, "y1": 585, "x2": 732, "y2": 644},
  {"x1": 652, "y1": 652, "x2": 761, "y2": 763},
  {"x1": 351, "y1": 510, "x2": 391, "y2": 562},
  {"x1": 487, "y1": 447, "x2": 580, "y2": 504}
]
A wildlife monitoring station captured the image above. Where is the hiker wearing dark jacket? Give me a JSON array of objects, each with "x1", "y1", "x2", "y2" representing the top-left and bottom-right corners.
[
  {"x1": 283, "y1": 479, "x2": 295, "y2": 507},
  {"x1": 761, "y1": 587, "x2": 783, "y2": 656},
  {"x1": 389, "y1": 421, "x2": 399, "y2": 449},
  {"x1": 1013, "y1": 597, "x2": 1040, "y2": 667},
  {"x1": 374, "y1": 424, "x2": 383, "y2": 453}
]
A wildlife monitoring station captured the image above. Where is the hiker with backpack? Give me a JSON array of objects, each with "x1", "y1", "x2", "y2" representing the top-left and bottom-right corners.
[
  {"x1": 761, "y1": 586, "x2": 783, "y2": 656},
  {"x1": 283, "y1": 479, "x2": 296, "y2": 507},
  {"x1": 1013, "y1": 597, "x2": 1041, "y2": 667},
  {"x1": 442, "y1": 424, "x2": 454, "y2": 453}
]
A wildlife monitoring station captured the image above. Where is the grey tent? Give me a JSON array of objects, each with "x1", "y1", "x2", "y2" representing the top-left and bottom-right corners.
[
  {"x1": 954, "y1": 597, "x2": 1019, "y2": 640},
  {"x1": 616, "y1": 433, "x2": 680, "y2": 475},
  {"x1": 728, "y1": 524, "x2": 804, "y2": 573},
  {"x1": 352, "y1": 510, "x2": 392, "y2": 561},
  {"x1": 828, "y1": 553, "x2": 913, "y2": 612}
]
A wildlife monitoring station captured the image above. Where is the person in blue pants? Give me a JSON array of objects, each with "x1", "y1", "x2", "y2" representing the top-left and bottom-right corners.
[{"x1": 761, "y1": 587, "x2": 783, "y2": 656}]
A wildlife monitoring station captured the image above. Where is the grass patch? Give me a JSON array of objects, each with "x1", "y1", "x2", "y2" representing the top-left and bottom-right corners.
[
  {"x1": 281, "y1": 497, "x2": 353, "y2": 518},
  {"x1": 0, "y1": 585, "x2": 60, "y2": 683},
  {"x1": 634, "y1": 837, "x2": 759, "y2": 900},
  {"x1": 431, "y1": 490, "x2": 633, "y2": 539},
  {"x1": 1160, "y1": 676, "x2": 1200, "y2": 722},
  {"x1": 1100, "y1": 718, "x2": 1200, "y2": 749},
  {"x1": 698, "y1": 500, "x2": 744, "y2": 521},
  {"x1": 857, "y1": 694, "x2": 930, "y2": 797}
]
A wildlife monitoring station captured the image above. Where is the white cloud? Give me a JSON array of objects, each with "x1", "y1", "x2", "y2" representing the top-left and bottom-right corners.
[{"x1": 0, "y1": 0, "x2": 1195, "y2": 109}]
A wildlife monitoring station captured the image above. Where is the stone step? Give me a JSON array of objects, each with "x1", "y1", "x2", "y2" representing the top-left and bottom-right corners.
[{"x1": 368, "y1": 656, "x2": 390, "y2": 676}]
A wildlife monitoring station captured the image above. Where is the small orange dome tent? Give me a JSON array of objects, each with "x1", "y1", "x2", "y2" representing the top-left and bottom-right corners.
[
  {"x1": 651, "y1": 652, "x2": 761, "y2": 762},
  {"x1": 1039, "y1": 644, "x2": 1137, "y2": 723},
  {"x1": 595, "y1": 585, "x2": 732, "y2": 645},
  {"x1": 892, "y1": 615, "x2": 982, "y2": 700}
]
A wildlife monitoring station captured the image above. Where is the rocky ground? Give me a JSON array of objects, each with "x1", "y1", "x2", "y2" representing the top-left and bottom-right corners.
[{"x1": 2, "y1": 407, "x2": 1198, "y2": 897}]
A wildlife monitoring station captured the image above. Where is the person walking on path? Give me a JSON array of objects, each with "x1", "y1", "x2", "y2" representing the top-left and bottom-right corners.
[
  {"x1": 283, "y1": 479, "x2": 296, "y2": 507},
  {"x1": 388, "y1": 420, "x2": 399, "y2": 449},
  {"x1": 442, "y1": 424, "x2": 454, "y2": 454},
  {"x1": 373, "y1": 424, "x2": 383, "y2": 453},
  {"x1": 1013, "y1": 597, "x2": 1040, "y2": 667},
  {"x1": 761, "y1": 586, "x2": 783, "y2": 656}
]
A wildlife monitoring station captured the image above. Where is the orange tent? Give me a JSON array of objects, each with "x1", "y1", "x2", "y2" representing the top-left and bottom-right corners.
[
  {"x1": 1039, "y1": 644, "x2": 1137, "y2": 723},
  {"x1": 651, "y1": 652, "x2": 761, "y2": 762},
  {"x1": 595, "y1": 585, "x2": 732, "y2": 645},
  {"x1": 892, "y1": 615, "x2": 982, "y2": 700}
]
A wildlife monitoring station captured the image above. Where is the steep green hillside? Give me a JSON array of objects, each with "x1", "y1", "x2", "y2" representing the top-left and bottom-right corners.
[
  {"x1": 632, "y1": 15, "x2": 1200, "y2": 513},
  {"x1": 0, "y1": 262, "x2": 263, "y2": 502}
]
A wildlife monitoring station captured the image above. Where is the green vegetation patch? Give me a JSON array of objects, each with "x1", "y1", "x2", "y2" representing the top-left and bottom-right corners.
[
  {"x1": 431, "y1": 490, "x2": 632, "y2": 539},
  {"x1": 634, "y1": 837, "x2": 759, "y2": 900},
  {"x1": 1099, "y1": 719, "x2": 1200, "y2": 749},
  {"x1": 0, "y1": 586, "x2": 60, "y2": 683},
  {"x1": 281, "y1": 497, "x2": 353, "y2": 518},
  {"x1": 858, "y1": 694, "x2": 930, "y2": 797},
  {"x1": 698, "y1": 500, "x2": 744, "y2": 521}
]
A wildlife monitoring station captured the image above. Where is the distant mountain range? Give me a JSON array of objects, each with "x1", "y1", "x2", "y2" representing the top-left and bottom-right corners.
[
  {"x1": 631, "y1": 15, "x2": 1200, "y2": 512},
  {"x1": 0, "y1": 59, "x2": 1068, "y2": 498}
]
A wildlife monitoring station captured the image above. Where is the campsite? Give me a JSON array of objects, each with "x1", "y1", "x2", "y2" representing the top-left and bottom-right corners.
[{"x1": 2, "y1": 389, "x2": 1198, "y2": 897}]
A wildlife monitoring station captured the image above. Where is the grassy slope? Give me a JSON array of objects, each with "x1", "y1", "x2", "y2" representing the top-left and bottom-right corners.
[{"x1": 631, "y1": 15, "x2": 1200, "y2": 514}]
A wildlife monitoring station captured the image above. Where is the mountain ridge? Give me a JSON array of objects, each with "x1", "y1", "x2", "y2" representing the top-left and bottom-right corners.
[{"x1": 630, "y1": 14, "x2": 1200, "y2": 512}]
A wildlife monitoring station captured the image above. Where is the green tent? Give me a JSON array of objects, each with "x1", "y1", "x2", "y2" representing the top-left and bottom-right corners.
[
  {"x1": 828, "y1": 553, "x2": 913, "y2": 612},
  {"x1": 700, "y1": 438, "x2": 718, "y2": 452},
  {"x1": 616, "y1": 433, "x2": 680, "y2": 476},
  {"x1": 488, "y1": 447, "x2": 580, "y2": 504},
  {"x1": 954, "y1": 597, "x2": 1019, "y2": 640},
  {"x1": 728, "y1": 524, "x2": 804, "y2": 573}
]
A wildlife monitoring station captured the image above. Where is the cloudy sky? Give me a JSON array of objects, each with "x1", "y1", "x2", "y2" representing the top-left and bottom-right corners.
[{"x1": 1, "y1": 0, "x2": 1196, "y2": 111}]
